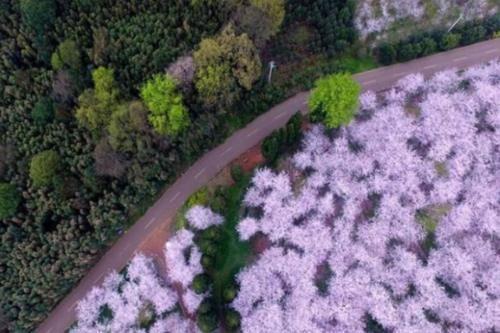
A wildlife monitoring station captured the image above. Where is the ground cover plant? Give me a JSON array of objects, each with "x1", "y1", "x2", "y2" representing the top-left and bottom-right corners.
[{"x1": 232, "y1": 60, "x2": 500, "y2": 332}]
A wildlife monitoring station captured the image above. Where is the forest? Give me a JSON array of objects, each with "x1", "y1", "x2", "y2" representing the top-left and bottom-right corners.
[{"x1": 0, "y1": 0, "x2": 498, "y2": 331}]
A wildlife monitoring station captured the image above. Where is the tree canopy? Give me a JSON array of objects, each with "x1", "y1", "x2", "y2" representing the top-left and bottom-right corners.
[
  {"x1": 76, "y1": 67, "x2": 119, "y2": 131},
  {"x1": 51, "y1": 39, "x2": 81, "y2": 71},
  {"x1": 308, "y1": 73, "x2": 361, "y2": 128},
  {"x1": 29, "y1": 150, "x2": 60, "y2": 187},
  {"x1": 249, "y1": 0, "x2": 285, "y2": 35},
  {"x1": 0, "y1": 183, "x2": 20, "y2": 219},
  {"x1": 140, "y1": 74, "x2": 190, "y2": 136},
  {"x1": 194, "y1": 26, "x2": 261, "y2": 109}
]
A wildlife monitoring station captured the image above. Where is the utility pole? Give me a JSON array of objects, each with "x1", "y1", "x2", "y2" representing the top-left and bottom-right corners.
[
  {"x1": 447, "y1": 12, "x2": 464, "y2": 33},
  {"x1": 268, "y1": 61, "x2": 276, "y2": 84}
]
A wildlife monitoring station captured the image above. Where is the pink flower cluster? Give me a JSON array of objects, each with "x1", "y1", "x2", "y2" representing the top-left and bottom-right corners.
[
  {"x1": 233, "y1": 60, "x2": 500, "y2": 332},
  {"x1": 72, "y1": 205, "x2": 224, "y2": 332}
]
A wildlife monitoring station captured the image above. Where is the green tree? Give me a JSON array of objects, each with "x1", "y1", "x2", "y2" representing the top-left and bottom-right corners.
[
  {"x1": 76, "y1": 67, "x2": 119, "y2": 131},
  {"x1": 20, "y1": 0, "x2": 55, "y2": 32},
  {"x1": 0, "y1": 183, "x2": 21, "y2": 219},
  {"x1": 250, "y1": 0, "x2": 285, "y2": 34},
  {"x1": 31, "y1": 96, "x2": 54, "y2": 125},
  {"x1": 308, "y1": 73, "x2": 361, "y2": 128},
  {"x1": 439, "y1": 33, "x2": 461, "y2": 51},
  {"x1": 192, "y1": 274, "x2": 211, "y2": 294},
  {"x1": 108, "y1": 101, "x2": 148, "y2": 151},
  {"x1": 197, "y1": 311, "x2": 218, "y2": 333},
  {"x1": 51, "y1": 40, "x2": 81, "y2": 71},
  {"x1": 194, "y1": 25, "x2": 261, "y2": 109},
  {"x1": 29, "y1": 150, "x2": 60, "y2": 187},
  {"x1": 140, "y1": 74, "x2": 190, "y2": 136},
  {"x1": 225, "y1": 309, "x2": 241, "y2": 330}
]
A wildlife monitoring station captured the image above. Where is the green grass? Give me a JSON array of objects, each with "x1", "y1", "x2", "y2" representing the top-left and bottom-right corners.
[
  {"x1": 210, "y1": 175, "x2": 252, "y2": 314},
  {"x1": 335, "y1": 55, "x2": 378, "y2": 73}
]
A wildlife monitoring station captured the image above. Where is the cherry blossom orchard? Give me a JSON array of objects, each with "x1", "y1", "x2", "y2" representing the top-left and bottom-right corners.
[
  {"x1": 70, "y1": 205, "x2": 224, "y2": 332},
  {"x1": 233, "y1": 60, "x2": 500, "y2": 332},
  {"x1": 355, "y1": 0, "x2": 497, "y2": 41}
]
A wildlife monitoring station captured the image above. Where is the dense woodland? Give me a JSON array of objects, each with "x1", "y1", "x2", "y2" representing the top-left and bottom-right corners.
[{"x1": 0, "y1": 0, "x2": 496, "y2": 331}]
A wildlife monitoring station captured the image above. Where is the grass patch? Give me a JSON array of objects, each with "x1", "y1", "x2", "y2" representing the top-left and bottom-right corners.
[
  {"x1": 210, "y1": 175, "x2": 252, "y2": 314},
  {"x1": 434, "y1": 161, "x2": 449, "y2": 178},
  {"x1": 416, "y1": 203, "x2": 451, "y2": 233}
]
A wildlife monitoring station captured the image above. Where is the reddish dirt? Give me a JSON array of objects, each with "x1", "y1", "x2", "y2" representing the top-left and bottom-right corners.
[
  {"x1": 232, "y1": 144, "x2": 264, "y2": 172},
  {"x1": 138, "y1": 219, "x2": 171, "y2": 279},
  {"x1": 251, "y1": 233, "x2": 272, "y2": 255}
]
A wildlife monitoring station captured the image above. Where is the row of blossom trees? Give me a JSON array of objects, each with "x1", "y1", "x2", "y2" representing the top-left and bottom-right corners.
[
  {"x1": 233, "y1": 60, "x2": 500, "y2": 332},
  {"x1": 355, "y1": 0, "x2": 496, "y2": 41},
  {"x1": 71, "y1": 205, "x2": 223, "y2": 332}
]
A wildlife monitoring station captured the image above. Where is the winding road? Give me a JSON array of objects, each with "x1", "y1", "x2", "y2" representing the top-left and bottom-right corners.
[{"x1": 37, "y1": 38, "x2": 500, "y2": 333}]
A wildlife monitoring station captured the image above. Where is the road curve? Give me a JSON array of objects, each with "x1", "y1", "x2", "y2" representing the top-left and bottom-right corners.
[{"x1": 37, "y1": 38, "x2": 500, "y2": 333}]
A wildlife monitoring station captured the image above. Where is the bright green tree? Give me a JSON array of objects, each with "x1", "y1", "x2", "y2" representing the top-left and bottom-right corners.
[
  {"x1": 0, "y1": 183, "x2": 21, "y2": 219},
  {"x1": 76, "y1": 67, "x2": 119, "y2": 131},
  {"x1": 140, "y1": 74, "x2": 190, "y2": 136},
  {"x1": 51, "y1": 39, "x2": 81, "y2": 71},
  {"x1": 194, "y1": 25, "x2": 261, "y2": 108},
  {"x1": 29, "y1": 150, "x2": 60, "y2": 187},
  {"x1": 308, "y1": 73, "x2": 361, "y2": 128}
]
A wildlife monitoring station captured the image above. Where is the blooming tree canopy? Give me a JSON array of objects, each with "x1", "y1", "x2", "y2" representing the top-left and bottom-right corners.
[{"x1": 233, "y1": 60, "x2": 500, "y2": 333}]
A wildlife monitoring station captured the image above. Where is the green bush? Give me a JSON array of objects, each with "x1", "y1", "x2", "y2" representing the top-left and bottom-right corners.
[
  {"x1": 192, "y1": 274, "x2": 211, "y2": 294},
  {"x1": 439, "y1": 33, "x2": 461, "y2": 51},
  {"x1": 197, "y1": 312, "x2": 218, "y2": 333},
  {"x1": 31, "y1": 97, "x2": 54, "y2": 125},
  {"x1": 222, "y1": 284, "x2": 238, "y2": 303},
  {"x1": 225, "y1": 309, "x2": 241, "y2": 330},
  {"x1": 29, "y1": 150, "x2": 60, "y2": 187},
  {"x1": 378, "y1": 43, "x2": 396, "y2": 65},
  {"x1": 262, "y1": 113, "x2": 302, "y2": 163},
  {"x1": 376, "y1": 14, "x2": 499, "y2": 65},
  {"x1": 230, "y1": 165, "x2": 244, "y2": 183},
  {"x1": 0, "y1": 183, "x2": 21, "y2": 219},
  {"x1": 309, "y1": 73, "x2": 360, "y2": 128}
]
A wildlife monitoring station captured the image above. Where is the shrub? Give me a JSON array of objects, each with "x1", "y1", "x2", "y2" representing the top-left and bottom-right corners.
[
  {"x1": 225, "y1": 309, "x2": 241, "y2": 330},
  {"x1": 439, "y1": 33, "x2": 461, "y2": 51},
  {"x1": 197, "y1": 312, "x2": 218, "y2": 333},
  {"x1": 309, "y1": 73, "x2": 361, "y2": 128},
  {"x1": 192, "y1": 274, "x2": 211, "y2": 294},
  {"x1": 0, "y1": 183, "x2": 21, "y2": 219},
  {"x1": 31, "y1": 97, "x2": 54, "y2": 125},
  {"x1": 29, "y1": 150, "x2": 60, "y2": 187},
  {"x1": 378, "y1": 43, "x2": 396, "y2": 65},
  {"x1": 262, "y1": 113, "x2": 302, "y2": 163},
  {"x1": 230, "y1": 165, "x2": 244, "y2": 183}
]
